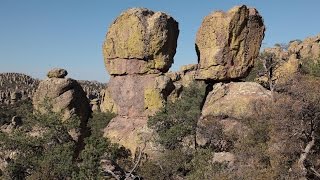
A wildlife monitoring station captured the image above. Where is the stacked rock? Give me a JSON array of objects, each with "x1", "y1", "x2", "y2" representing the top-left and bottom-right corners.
[
  {"x1": 101, "y1": 8, "x2": 179, "y2": 153},
  {"x1": 33, "y1": 68, "x2": 91, "y2": 122}
]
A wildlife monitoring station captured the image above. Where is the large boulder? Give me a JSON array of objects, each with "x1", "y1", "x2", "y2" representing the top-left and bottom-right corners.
[
  {"x1": 33, "y1": 69, "x2": 91, "y2": 122},
  {"x1": 195, "y1": 5, "x2": 265, "y2": 81},
  {"x1": 103, "y1": 8, "x2": 179, "y2": 75},
  {"x1": 197, "y1": 82, "x2": 271, "y2": 148},
  {"x1": 201, "y1": 82, "x2": 271, "y2": 119}
]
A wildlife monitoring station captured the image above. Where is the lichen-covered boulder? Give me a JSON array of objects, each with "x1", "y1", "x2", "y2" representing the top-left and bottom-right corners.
[
  {"x1": 201, "y1": 82, "x2": 271, "y2": 119},
  {"x1": 103, "y1": 8, "x2": 179, "y2": 75},
  {"x1": 47, "y1": 68, "x2": 68, "y2": 78},
  {"x1": 195, "y1": 5, "x2": 265, "y2": 81},
  {"x1": 197, "y1": 82, "x2": 271, "y2": 149}
]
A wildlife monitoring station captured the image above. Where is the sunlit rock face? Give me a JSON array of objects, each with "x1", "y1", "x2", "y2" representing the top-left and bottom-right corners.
[
  {"x1": 103, "y1": 8, "x2": 179, "y2": 75},
  {"x1": 101, "y1": 8, "x2": 179, "y2": 154},
  {"x1": 195, "y1": 5, "x2": 265, "y2": 81}
]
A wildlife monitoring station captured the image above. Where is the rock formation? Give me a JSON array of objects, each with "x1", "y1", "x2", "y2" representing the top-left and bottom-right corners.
[
  {"x1": 288, "y1": 34, "x2": 320, "y2": 61},
  {"x1": 33, "y1": 69, "x2": 91, "y2": 122},
  {"x1": 47, "y1": 68, "x2": 68, "y2": 78},
  {"x1": 201, "y1": 82, "x2": 271, "y2": 119},
  {"x1": 195, "y1": 5, "x2": 265, "y2": 81},
  {"x1": 197, "y1": 82, "x2": 271, "y2": 149},
  {"x1": 257, "y1": 33, "x2": 320, "y2": 86},
  {"x1": 103, "y1": 8, "x2": 179, "y2": 75},
  {"x1": 101, "y1": 8, "x2": 179, "y2": 153}
]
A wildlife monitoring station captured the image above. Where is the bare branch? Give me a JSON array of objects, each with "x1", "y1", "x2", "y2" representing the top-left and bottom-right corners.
[
  {"x1": 310, "y1": 167, "x2": 320, "y2": 178},
  {"x1": 125, "y1": 142, "x2": 147, "y2": 180},
  {"x1": 106, "y1": 170, "x2": 121, "y2": 180},
  {"x1": 298, "y1": 131, "x2": 316, "y2": 178}
]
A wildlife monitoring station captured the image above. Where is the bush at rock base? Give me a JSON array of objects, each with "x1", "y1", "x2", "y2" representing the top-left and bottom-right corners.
[{"x1": 147, "y1": 81, "x2": 206, "y2": 150}]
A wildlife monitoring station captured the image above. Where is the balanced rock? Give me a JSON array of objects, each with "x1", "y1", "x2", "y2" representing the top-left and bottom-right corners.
[
  {"x1": 47, "y1": 68, "x2": 68, "y2": 78},
  {"x1": 103, "y1": 8, "x2": 179, "y2": 75},
  {"x1": 195, "y1": 5, "x2": 265, "y2": 81},
  {"x1": 101, "y1": 8, "x2": 179, "y2": 154},
  {"x1": 33, "y1": 70, "x2": 91, "y2": 122}
]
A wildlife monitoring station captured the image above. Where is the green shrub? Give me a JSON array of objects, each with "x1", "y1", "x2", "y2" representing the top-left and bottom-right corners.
[
  {"x1": 2, "y1": 111, "x2": 78, "y2": 179},
  {"x1": 76, "y1": 112, "x2": 131, "y2": 179},
  {"x1": 244, "y1": 55, "x2": 265, "y2": 82},
  {"x1": 138, "y1": 149, "x2": 192, "y2": 180},
  {"x1": 301, "y1": 59, "x2": 320, "y2": 77},
  {"x1": 148, "y1": 81, "x2": 206, "y2": 150},
  {"x1": 0, "y1": 103, "x2": 130, "y2": 179}
]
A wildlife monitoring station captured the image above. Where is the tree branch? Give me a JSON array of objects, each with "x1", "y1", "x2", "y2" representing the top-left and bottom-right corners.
[
  {"x1": 298, "y1": 131, "x2": 315, "y2": 178},
  {"x1": 125, "y1": 142, "x2": 146, "y2": 180}
]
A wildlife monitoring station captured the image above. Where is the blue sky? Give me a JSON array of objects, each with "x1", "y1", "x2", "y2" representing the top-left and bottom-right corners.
[{"x1": 0, "y1": 0, "x2": 319, "y2": 82}]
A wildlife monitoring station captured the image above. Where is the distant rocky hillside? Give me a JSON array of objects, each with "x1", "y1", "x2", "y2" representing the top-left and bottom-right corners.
[
  {"x1": 0, "y1": 73, "x2": 39, "y2": 105},
  {"x1": 0, "y1": 73, "x2": 105, "y2": 106}
]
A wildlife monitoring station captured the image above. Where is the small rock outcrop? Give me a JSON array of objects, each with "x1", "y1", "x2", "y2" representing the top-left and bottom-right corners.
[
  {"x1": 195, "y1": 5, "x2": 265, "y2": 81},
  {"x1": 103, "y1": 8, "x2": 179, "y2": 75},
  {"x1": 33, "y1": 69, "x2": 91, "y2": 122},
  {"x1": 47, "y1": 68, "x2": 68, "y2": 78},
  {"x1": 101, "y1": 8, "x2": 179, "y2": 153},
  {"x1": 288, "y1": 34, "x2": 320, "y2": 60}
]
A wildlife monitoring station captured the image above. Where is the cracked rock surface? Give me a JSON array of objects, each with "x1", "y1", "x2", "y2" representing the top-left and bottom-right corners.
[
  {"x1": 195, "y1": 5, "x2": 265, "y2": 81},
  {"x1": 103, "y1": 8, "x2": 179, "y2": 75}
]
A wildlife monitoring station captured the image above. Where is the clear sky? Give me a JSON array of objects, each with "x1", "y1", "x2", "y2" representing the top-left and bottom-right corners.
[{"x1": 0, "y1": 0, "x2": 319, "y2": 82}]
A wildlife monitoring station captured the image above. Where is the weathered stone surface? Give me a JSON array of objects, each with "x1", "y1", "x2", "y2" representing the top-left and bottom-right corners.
[
  {"x1": 263, "y1": 46, "x2": 289, "y2": 60},
  {"x1": 33, "y1": 75, "x2": 91, "y2": 122},
  {"x1": 197, "y1": 82, "x2": 271, "y2": 151},
  {"x1": 202, "y1": 82, "x2": 271, "y2": 119},
  {"x1": 274, "y1": 54, "x2": 300, "y2": 83},
  {"x1": 195, "y1": 5, "x2": 265, "y2": 81},
  {"x1": 101, "y1": 74, "x2": 174, "y2": 117},
  {"x1": 101, "y1": 74, "x2": 175, "y2": 153},
  {"x1": 212, "y1": 152, "x2": 236, "y2": 167},
  {"x1": 103, "y1": 8, "x2": 179, "y2": 75},
  {"x1": 104, "y1": 116, "x2": 156, "y2": 154},
  {"x1": 47, "y1": 68, "x2": 68, "y2": 78},
  {"x1": 288, "y1": 34, "x2": 320, "y2": 60}
]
